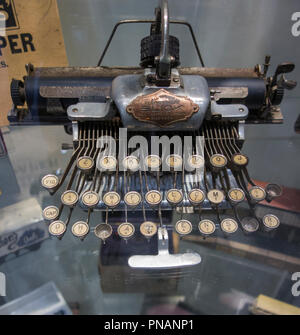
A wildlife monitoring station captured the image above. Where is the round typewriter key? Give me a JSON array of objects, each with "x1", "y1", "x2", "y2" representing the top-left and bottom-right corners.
[
  {"x1": 41, "y1": 174, "x2": 59, "y2": 190},
  {"x1": 210, "y1": 154, "x2": 227, "y2": 169},
  {"x1": 175, "y1": 219, "x2": 193, "y2": 235},
  {"x1": 188, "y1": 189, "x2": 205, "y2": 206},
  {"x1": 241, "y1": 216, "x2": 259, "y2": 233},
  {"x1": 145, "y1": 190, "x2": 162, "y2": 206},
  {"x1": 49, "y1": 220, "x2": 66, "y2": 237},
  {"x1": 228, "y1": 188, "x2": 245, "y2": 204},
  {"x1": 207, "y1": 189, "x2": 225, "y2": 205},
  {"x1": 221, "y1": 218, "x2": 238, "y2": 234},
  {"x1": 118, "y1": 222, "x2": 135, "y2": 239},
  {"x1": 187, "y1": 154, "x2": 204, "y2": 171},
  {"x1": 249, "y1": 186, "x2": 266, "y2": 202},
  {"x1": 42, "y1": 205, "x2": 59, "y2": 221},
  {"x1": 77, "y1": 156, "x2": 94, "y2": 172},
  {"x1": 94, "y1": 223, "x2": 113, "y2": 240},
  {"x1": 140, "y1": 221, "x2": 157, "y2": 238},
  {"x1": 198, "y1": 219, "x2": 216, "y2": 236},
  {"x1": 144, "y1": 155, "x2": 161, "y2": 171},
  {"x1": 122, "y1": 156, "x2": 139, "y2": 172},
  {"x1": 72, "y1": 221, "x2": 89, "y2": 238},
  {"x1": 99, "y1": 155, "x2": 117, "y2": 172},
  {"x1": 166, "y1": 154, "x2": 183, "y2": 171},
  {"x1": 166, "y1": 189, "x2": 183, "y2": 206},
  {"x1": 61, "y1": 190, "x2": 79, "y2": 207},
  {"x1": 265, "y1": 183, "x2": 282, "y2": 201},
  {"x1": 81, "y1": 191, "x2": 100, "y2": 208},
  {"x1": 262, "y1": 214, "x2": 280, "y2": 230},
  {"x1": 103, "y1": 191, "x2": 120, "y2": 208},
  {"x1": 124, "y1": 191, "x2": 142, "y2": 207},
  {"x1": 232, "y1": 153, "x2": 248, "y2": 167}
]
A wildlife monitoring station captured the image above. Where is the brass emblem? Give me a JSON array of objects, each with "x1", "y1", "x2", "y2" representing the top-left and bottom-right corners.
[{"x1": 126, "y1": 89, "x2": 199, "y2": 127}]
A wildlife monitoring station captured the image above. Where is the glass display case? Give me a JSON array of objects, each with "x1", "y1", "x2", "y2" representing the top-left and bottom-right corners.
[{"x1": 0, "y1": 0, "x2": 299, "y2": 316}]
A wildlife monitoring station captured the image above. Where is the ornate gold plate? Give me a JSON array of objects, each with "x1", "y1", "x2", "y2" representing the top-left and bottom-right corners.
[{"x1": 126, "y1": 89, "x2": 199, "y2": 127}]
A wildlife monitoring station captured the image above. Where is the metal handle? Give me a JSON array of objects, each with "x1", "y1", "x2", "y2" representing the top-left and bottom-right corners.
[{"x1": 128, "y1": 227, "x2": 201, "y2": 269}]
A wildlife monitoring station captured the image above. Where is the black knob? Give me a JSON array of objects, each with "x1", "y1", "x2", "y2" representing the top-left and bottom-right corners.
[
  {"x1": 278, "y1": 75, "x2": 297, "y2": 90},
  {"x1": 271, "y1": 87, "x2": 284, "y2": 105},
  {"x1": 10, "y1": 79, "x2": 25, "y2": 106},
  {"x1": 140, "y1": 34, "x2": 180, "y2": 68}
]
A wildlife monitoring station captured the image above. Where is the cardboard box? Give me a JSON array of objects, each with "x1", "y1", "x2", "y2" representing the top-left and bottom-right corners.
[
  {"x1": 0, "y1": 197, "x2": 49, "y2": 259},
  {"x1": 0, "y1": 0, "x2": 68, "y2": 127},
  {"x1": 0, "y1": 282, "x2": 72, "y2": 315}
]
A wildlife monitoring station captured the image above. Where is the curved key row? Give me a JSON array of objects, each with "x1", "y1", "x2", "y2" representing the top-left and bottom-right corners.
[
  {"x1": 42, "y1": 183, "x2": 278, "y2": 214},
  {"x1": 41, "y1": 122, "x2": 283, "y2": 242},
  {"x1": 46, "y1": 214, "x2": 280, "y2": 241}
]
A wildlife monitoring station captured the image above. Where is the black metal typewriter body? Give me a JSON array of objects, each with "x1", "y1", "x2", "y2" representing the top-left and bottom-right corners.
[{"x1": 8, "y1": 0, "x2": 297, "y2": 269}]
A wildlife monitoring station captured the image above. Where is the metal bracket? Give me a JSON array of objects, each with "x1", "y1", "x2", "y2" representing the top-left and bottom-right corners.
[
  {"x1": 210, "y1": 87, "x2": 248, "y2": 101},
  {"x1": 210, "y1": 101, "x2": 249, "y2": 120},
  {"x1": 128, "y1": 227, "x2": 201, "y2": 269},
  {"x1": 142, "y1": 68, "x2": 182, "y2": 89},
  {"x1": 67, "y1": 101, "x2": 114, "y2": 121}
]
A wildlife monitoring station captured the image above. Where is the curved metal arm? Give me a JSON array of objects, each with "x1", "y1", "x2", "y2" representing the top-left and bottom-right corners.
[
  {"x1": 97, "y1": 20, "x2": 205, "y2": 68},
  {"x1": 157, "y1": 0, "x2": 171, "y2": 79}
]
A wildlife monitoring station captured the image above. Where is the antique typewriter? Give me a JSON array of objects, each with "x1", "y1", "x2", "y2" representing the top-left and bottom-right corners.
[{"x1": 8, "y1": 0, "x2": 296, "y2": 269}]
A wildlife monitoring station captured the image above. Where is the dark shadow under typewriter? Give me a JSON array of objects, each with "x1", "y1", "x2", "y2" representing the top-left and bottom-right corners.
[{"x1": 8, "y1": 0, "x2": 297, "y2": 271}]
